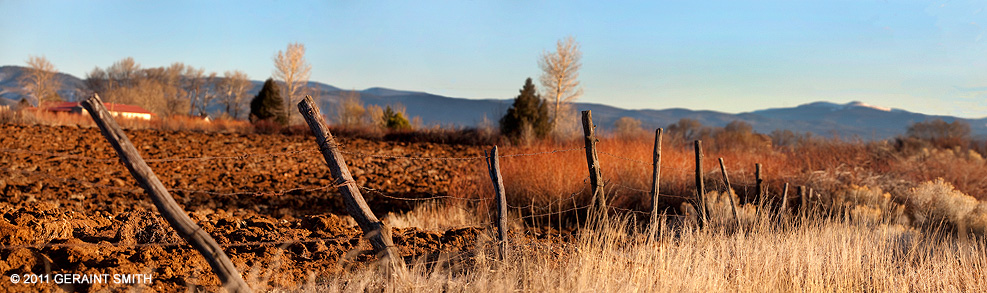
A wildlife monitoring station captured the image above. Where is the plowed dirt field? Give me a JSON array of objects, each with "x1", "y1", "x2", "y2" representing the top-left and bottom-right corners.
[{"x1": 0, "y1": 124, "x2": 488, "y2": 292}]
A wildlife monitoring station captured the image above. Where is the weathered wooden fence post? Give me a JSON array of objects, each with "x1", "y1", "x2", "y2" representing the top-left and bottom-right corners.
[
  {"x1": 81, "y1": 94, "x2": 251, "y2": 293},
  {"x1": 718, "y1": 158, "x2": 741, "y2": 227},
  {"x1": 694, "y1": 140, "x2": 708, "y2": 226},
  {"x1": 649, "y1": 128, "x2": 663, "y2": 229},
  {"x1": 581, "y1": 111, "x2": 606, "y2": 220},
  {"x1": 530, "y1": 198, "x2": 536, "y2": 228},
  {"x1": 485, "y1": 146, "x2": 509, "y2": 260},
  {"x1": 755, "y1": 163, "x2": 763, "y2": 198},
  {"x1": 297, "y1": 96, "x2": 403, "y2": 268},
  {"x1": 798, "y1": 186, "x2": 806, "y2": 218},
  {"x1": 780, "y1": 182, "x2": 790, "y2": 220}
]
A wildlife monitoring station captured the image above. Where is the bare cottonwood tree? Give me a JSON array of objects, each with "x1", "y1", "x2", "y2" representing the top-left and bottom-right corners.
[
  {"x1": 84, "y1": 67, "x2": 110, "y2": 95},
  {"x1": 273, "y1": 42, "x2": 312, "y2": 123},
  {"x1": 98, "y1": 58, "x2": 143, "y2": 106},
  {"x1": 20, "y1": 55, "x2": 62, "y2": 105},
  {"x1": 219, "y1": 70, "x2": 252, "y2": 119},
  {"x1": 539, "y1": 36, "x2": 583, "y2": 133},
  {"x1": 107, "y1": 57, "x2": 141, "y2": 89},
  {"x1": 365, "y1": 104, "x2": 385, "y2": 129},
  {"x1": 194, "y1": 72, "x2": 219, "y2": 117},
  {"x1": 182, "y1": 66, "x2": 206, "y2": 116},
  {"x1": 162, "y1": 63, "x2": 190, "y2": 116},
  {"x1": 336, "y1": 90, "x2": 366, "y2": 127},
  {"x1": 84, "y1": 58, "x2": 187, "y2": 116}
]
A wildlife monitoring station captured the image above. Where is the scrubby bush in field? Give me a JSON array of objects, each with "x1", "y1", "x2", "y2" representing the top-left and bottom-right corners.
[
  {"x1": 382, "y1": 106, "x2": 411, "y2": 131},
  {"x1": 612, "y1": 117, "x2": 643, "y2": 139},
  {"x1": 905, "y1": 178, "x2": 987, "y2": 235},
  {"x1": 832, "y1": 185, "x2": 907, "y2": 225}
]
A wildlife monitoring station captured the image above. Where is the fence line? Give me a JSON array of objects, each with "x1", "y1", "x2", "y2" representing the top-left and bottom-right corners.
[
  {"x1": 3, "y1": 145, "x2": 759, "y2": 204},
  {"x1": 2, "y1": 146, "x2": 751, "y2": 208},
  {"x1": 2, "y1": 129, "x2": 775, "y2": 252}
]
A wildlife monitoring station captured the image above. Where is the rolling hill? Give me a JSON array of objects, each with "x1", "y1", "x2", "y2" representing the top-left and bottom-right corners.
[{"x1": 2, "y1": 65, "x2": 985, "y2": 140}]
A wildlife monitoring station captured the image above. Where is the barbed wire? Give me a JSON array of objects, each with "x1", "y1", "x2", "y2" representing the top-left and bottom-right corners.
[
  {"x1": 3, "y1": 145, "x2": 759, "y2": 205},
  {"x1": 607, "y1": 182, "x2": 694, "y2": 201},
  {"x1": 358, "y1": 186, "x2": 490, "y2": 203},
  {"x1": 335, "y1": 149, "x2": 486, "y2": 161},
  {"x1": 0, "y1": 145, "x2": 585, "y2": 165},
  {"x1": 0, "y1": 234, "x2": 356, "y2": 251},
  {"x1": 1, "y1": 166, "x2": 142, "y2": 194},
  {"x1": 0, "y1": 148, "x2": 117, "y2": 162},
  {"x1": 516, "y1": 202, "x2": 592, "y2": 221},
  {"x1": 505, "y1": 178, "x2": 590, "y2": 211},
  {"x1": 497, "y1": 147, "x2": 585, "y2": 159},
  {"x1": 0, "y1": 147, "x2": 319, "y2": 164},
  {"x1": 599, "y1": 151, "x2": 650, "y2": 166},
  {"x1": 145, "y1": 150, "x2": 317, "y2": 163},
  {"x1": 597, "y1": 150, "x2": 709, "y2": 174},
  {"x1": 0, "y1": 166, "x2": 341, "y2": 198},
  {"x1": 607, "y1": 206, "x2": 688, "y2": 219}
]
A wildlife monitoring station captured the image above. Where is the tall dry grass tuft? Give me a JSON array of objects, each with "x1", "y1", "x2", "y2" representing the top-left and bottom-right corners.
[{"x1": 383, "y1": 201, "x2": 483, "y2": 231}]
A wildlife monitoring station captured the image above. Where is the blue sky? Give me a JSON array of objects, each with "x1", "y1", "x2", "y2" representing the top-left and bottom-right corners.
[{"x1": 2, "y1": 0, "x2": 986, "y2": 118}]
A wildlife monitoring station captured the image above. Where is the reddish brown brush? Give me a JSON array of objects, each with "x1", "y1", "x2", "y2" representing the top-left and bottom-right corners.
[{"x1": 460, "y1": 131, "x2": 987, "y2": 216}]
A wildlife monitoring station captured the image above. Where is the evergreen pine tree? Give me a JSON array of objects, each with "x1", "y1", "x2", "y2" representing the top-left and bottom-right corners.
[
  {"x1": 249, "y1": 78, "x2": 288, "y2": 125},
  {"x1": 500, "y1": 78, "x2": 550, "y2": 141}
]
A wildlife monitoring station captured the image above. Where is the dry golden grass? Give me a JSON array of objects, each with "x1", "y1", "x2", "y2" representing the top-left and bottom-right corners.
[
  {"x1": 384, "y1": 201, "x2": 483, "y2": 231},
  {"x1": 318, "y1": 131, "x2": 987, "y2": 292},
  {"x1": 322, "y1": 203, "x2": 987, "y2": 292}
]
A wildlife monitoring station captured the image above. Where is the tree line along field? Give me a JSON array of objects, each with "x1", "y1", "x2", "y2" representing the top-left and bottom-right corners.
[{"x1": 1, "y1": 118, "x2": 987, "y2": 291}]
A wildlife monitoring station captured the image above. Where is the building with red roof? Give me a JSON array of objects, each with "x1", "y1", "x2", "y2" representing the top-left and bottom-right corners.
[{"x1": 43, "y1": 102, "x2": 154, "y2": 120}]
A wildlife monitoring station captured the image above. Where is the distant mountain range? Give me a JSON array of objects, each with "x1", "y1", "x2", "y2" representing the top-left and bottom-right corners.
[{"x1": 2, "y1": 65, "x2": 985, "y2": 140}]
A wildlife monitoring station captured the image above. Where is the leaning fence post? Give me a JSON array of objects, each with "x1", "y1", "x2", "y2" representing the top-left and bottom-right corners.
[
  {"x1": 694, "y1": 140, "x2": 708, "y2": 226},
  {"x1": 297, "y1": 96, "x2": 403, "y2": 268},
  {"x1": 718, "y1": 158, "x2": 741, "y2": 227},
  {"x1": 649, "y1": 128, "x2": 663, "y2": 229},
  {"x1": 485, "y1": 146, "x2": 509, "y2": 260},
  {"x1": 780, "y1": 182, "x2": 790, "y2": 220},
  {"x1": 81, "y1": 94, "x2": 251, "y2": 293},
  {"x1": 581, "y1": 110, "x2": 606, "y2": 220}
]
